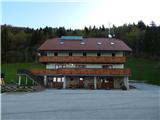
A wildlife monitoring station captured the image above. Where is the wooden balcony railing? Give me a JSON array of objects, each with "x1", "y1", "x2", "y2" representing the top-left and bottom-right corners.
[
  {"x1": 30, "y1": 68, "x2": 131, "y2": 76},
  {"x1": 39, "y1": 56, "x2": 126, "y2": 63}
]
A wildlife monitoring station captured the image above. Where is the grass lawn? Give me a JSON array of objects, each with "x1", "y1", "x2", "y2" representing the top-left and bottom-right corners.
[
  {"x1": 125, "y1": 57, "x2": 160, "y2": 85},
  {"x1": 1, "y1": 57, "x2": 160, "y2": 85},
  {"x1": 1, "y1": 63, "x2": 45, "y2": 84}
]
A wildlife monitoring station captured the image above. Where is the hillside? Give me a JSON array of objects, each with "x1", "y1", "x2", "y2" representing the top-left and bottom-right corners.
[{"x1": 1, "y1": 58, "x2": 160, "y2": 85}]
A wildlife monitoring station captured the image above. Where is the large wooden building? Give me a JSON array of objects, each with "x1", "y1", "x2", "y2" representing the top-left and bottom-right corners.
[{"x1": 18, "y1": 36, "x2": 132, "y2": 90}]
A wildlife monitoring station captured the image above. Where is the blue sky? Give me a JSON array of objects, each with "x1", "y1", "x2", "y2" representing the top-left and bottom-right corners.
[{"x1": 1, "y1": 0, "x2": 160, "y2": 29}]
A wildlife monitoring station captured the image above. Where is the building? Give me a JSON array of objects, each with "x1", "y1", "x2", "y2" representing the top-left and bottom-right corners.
[{"x1": 17, "y1": 36, "x2": 132, "y2": 90}]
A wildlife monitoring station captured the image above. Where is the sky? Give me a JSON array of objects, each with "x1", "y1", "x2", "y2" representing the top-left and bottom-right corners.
[{"x1": 1, "y1": 0, "x2": 160, "y2": 29}]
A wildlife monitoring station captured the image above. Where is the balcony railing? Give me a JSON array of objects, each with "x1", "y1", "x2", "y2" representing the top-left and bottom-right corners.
[
  {"x1": 39, "y1": 56, "x2": 126, "y2": 63},
  {"x1": 30, "y1": 68, "x2": 131, "y2": 76}
]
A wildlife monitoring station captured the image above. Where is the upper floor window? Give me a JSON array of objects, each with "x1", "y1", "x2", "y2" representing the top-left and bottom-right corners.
[
  {"x1": 54, "y1": 52, "x2": 58, "y2": 56},
  {"x1": 97, "y1": 53, "x2": 101, "y2": 56},
  {"x1": 102, "y1": 65, "x2": 112, "y2": 69},
  {"x1": 112, "y1": 53, "x2": 115, "y2": 57},
  {"x1": 83, "y1": 52, "x2": 87, "y2": 56},
  {"x1": 76, "y1": 64, "x2": 86, "y2": 68},
  {"x1": 56, "y1": 64, "x2": 66, "y2": 69},
  {"x1": 69, "y1": 52, "x2": 72, "y2": 56}
]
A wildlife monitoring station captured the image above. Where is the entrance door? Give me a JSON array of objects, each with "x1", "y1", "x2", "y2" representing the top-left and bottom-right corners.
[
  {"x1": 47, "y1": 77, "x2": 63, "y2": 89},
  {"x1": 101, "y1": 78, "x2": 114, "y2": 89},
  {"x1": 79, "y1": 78, "x2": 84, "y2": 88}
]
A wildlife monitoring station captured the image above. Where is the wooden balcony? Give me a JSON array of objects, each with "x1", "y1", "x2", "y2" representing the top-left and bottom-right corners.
[
  {"x1": 30, "y1": 68, "x2": 131, "y2": 76},
  {"x1": 39, "y1": 56, "x2": 126, "y2": 64}
]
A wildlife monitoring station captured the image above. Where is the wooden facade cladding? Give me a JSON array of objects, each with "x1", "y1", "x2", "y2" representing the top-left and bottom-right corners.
[
  {"x1": 39, "y1": 56, "x2": 126, "y2": 64},
  {"x1": 30, "y1": 68, "x2": 131, "y2": 76}
]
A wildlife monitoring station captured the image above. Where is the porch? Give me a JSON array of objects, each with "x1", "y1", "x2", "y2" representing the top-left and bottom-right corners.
[{"x1": 40, "y1": 76, "x2": 129, "y2": 90}]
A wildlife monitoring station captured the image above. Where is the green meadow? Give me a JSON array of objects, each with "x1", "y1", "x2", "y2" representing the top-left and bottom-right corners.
[
  {"x1": 1, "y1": 58, "x2": 160, "y2": 85},
  {"x1": 125, "y1": 57, "x2": 160, "y2": 85},
  {"x1": 1, "y1": 63, "x2": 45, "y2": 84}
]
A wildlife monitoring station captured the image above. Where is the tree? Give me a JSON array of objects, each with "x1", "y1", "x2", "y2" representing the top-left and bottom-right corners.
[
  {"x1": 137, "y1": 20, "x2": 146, "y2": 30},
  {"x1": 144, "y1": 26, "x2": 160, "y2": 56},
  {"x1": 55, "y1": 27, "x2": 66, "y2": 37},
  {"x1": 125, "y1": 27, "x2": 145, "y2": 56}
]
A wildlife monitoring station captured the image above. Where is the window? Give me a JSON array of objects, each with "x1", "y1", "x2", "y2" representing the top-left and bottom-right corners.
[
  {"x1": 102, "y1": 65, "x2": 112, "y2": 68},
  {"x1": 97, "y1": 53, "x2": 101, "y2": 56},
  {"x1": 69, "y1": 52, "x2": 72, "y2": 56},
  {"x1": 83, "y1": 52, "x2": 86, "y2": 56},
  {"x1": 97, "y1": 42, "x2": 102, "y2": 45},
  {"x1": 110, "y1": 42, "x2": 115, "y2": 45},
  {"x1": 112, "y1": 53, "x2": 115, "y2": 57},
  {"x1": 58, "y1": 64, "x2": 66, "y2": 68},
  {"x1": 53, "y1": 77, "x2": 57, "y2": 82},
  {"x1": 104, "y1": 80, "x2": 109, "y2": 83},
  {"x1": 102, "y1": 65, "x2": 109, "y2": 68},
  {"x1": 76, "y1": 64, "x2": 86, "y2": 68},
  {"x1": 54, "y1": 52, "x2": 58, "y2": 56},
  {"x1": 80, "y1": 42, "x2": 85, "y2": 45},
  {"x1": 60, "y1": 41, "x2": 64, "y2": 44}
]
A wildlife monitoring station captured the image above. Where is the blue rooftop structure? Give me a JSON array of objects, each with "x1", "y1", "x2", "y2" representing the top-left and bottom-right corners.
[{"x1": 61, "y1": 36, "x2": 83, "y2": 40}]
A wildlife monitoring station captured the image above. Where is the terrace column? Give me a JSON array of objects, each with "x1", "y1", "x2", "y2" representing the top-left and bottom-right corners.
[
  {"x1": 63, "y1": 76, "x2": 66, "y2": 89},
  {"x1": 124, "y1": 76, "x2": 129, "y2": 90},
  {"x1": 32, "y1": 80, "x2": 35, "y2": 85},
  {"x1": 25, "y1": 76, "x2": 28, "y2": 85},
  {"x1": 18, "y1": 75, "x2": 21, "y2": 86},
  {"x1": 44, "y1": 75, "x2": 47, "y2": 86},
  {"x1": 94, "y1": 76, "x2": 97, "y2": 89}
]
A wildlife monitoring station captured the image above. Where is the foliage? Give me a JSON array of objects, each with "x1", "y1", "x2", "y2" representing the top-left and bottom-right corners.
[
  {"x1": 1, "y1": 20, "x2": 160, "y2": 63},
  {"x1": 125, "y1": 57, "x2": 160, "y2": 85},
  {"x1": 1, "y1": 58, "x2": 160, "y2": 85},
  {"x1": 1, "y1": 63, "x2": 45, "y2": 84}
]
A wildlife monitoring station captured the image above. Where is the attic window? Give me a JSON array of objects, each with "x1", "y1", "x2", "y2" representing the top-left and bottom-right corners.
[
  {"x1": 60, "y1": 41, "x2": 64, "y2": 44},
  {"x1": 97, "y1": 42, "x2": 102, "y2": 45},
  {"x1": 110, "y1": 42, "x2": 115, "y2": 45},
  {"x1": 80, "y1": 42, "x2": 85, "y2": 45}
]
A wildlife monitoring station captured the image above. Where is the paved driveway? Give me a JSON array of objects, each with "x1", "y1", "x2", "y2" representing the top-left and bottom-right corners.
[{"x1": 1, "y1": 83, "x2": 160, "y2": 120}]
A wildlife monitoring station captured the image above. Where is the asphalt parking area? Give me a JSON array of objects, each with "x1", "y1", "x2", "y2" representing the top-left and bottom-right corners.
[{"x1": 1, "y1": 83, "x2": 160, "y2": 120}]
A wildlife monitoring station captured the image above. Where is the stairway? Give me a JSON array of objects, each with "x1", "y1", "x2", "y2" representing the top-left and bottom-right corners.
[{"x1": 17, "y1": 69, "x2": 45, "y2": 91}]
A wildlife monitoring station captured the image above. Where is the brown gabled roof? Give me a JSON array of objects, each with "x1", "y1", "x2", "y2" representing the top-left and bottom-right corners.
[{"x1": 38, "y1": 37, "x2": 132, "y2": 51}]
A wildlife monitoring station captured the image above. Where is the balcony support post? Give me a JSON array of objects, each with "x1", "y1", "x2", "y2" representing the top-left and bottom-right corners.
[
  {"x1": 18, "y1": 75, "x2": 21, "y2": 86},
  {"x1": 63, "y1": 76, "x2": 66, "y2": 89},
  {"x1": 32, "y1": 80, "x2": 34, "y2": 85},
  {"x1": 94, "y1": 76, "x2": 97, "y2": 89},
  {"x1": 124, "y1": 76, "x2": 129, "y2": 90},
  {"x1": 44, "y1": 75, "x2": 47, "y2": 87},
  {"x1": 25, "y1": 76, "x2": 28, "y2": 85}
]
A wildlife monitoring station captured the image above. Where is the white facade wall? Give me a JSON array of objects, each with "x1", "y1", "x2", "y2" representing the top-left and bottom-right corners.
[
  {"x1": 46, "y1": 51, "x2": 123, "y2": 57},
  {"x1": 46, "y1": 64, "x2": 56, "y2": 69},
  {"x1": 58, "y1": 52, "x2": 68, "y2": 56},
  {"x1": 73, "y1": 53, "x2": 83, "y2": 56},
  {"x1": 47, "y1": 52, "x2": 54, "y2": 56},
  {"x1": 112, "y1": 64, "x2": 124, "y2": 69},
  {"x1": 86, "y1": 64, "x2": 102, "y2": 68},
  {"x1": 87, "y1": 53, "x2": 97, "y2": 56},
  {"x1": 46, "y1": 63, "x2": 124, "y2": 69},
  {"x1": 101, "y1": 53, "x2": 112, "y2": 56},
  {"x1": 66, "y1": 64, "x2": 76, "y2": 68},
  {"x1": 116, "y1": 52, "x2": 123, "y2": 56}
]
